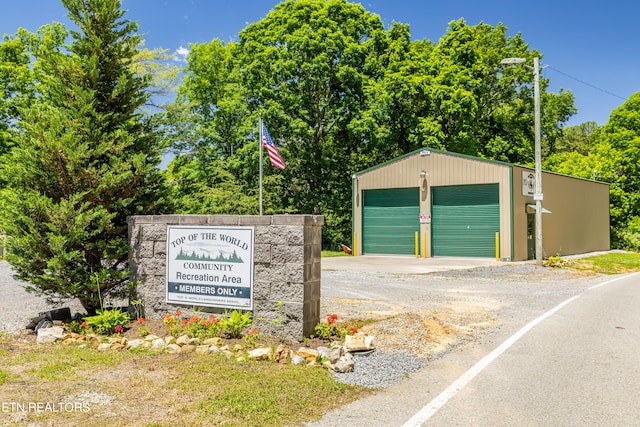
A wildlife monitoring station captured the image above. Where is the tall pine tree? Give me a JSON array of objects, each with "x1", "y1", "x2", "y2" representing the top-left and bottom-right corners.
[{"x1": 0, "y1": 0, "x2": 168, "y2": 313}]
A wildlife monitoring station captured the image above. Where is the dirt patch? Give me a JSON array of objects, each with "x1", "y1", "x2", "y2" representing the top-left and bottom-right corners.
[{"x1": 324, "y1": 298, "x2": 498, "y2": 360}]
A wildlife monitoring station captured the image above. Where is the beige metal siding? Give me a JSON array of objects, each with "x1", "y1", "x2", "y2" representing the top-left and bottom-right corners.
[
  {"x1": 511, "y1": 166, "x2": 610, "y2": 260},
  {"x1": 353, "y1": 151, "x2": 512, "y2": 258}
]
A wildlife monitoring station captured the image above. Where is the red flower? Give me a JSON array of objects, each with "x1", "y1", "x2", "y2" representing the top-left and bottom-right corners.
[
  {"x1": 201, "y1": 320, "x2": 211, "y2": 327},
  {"x1": 190, "y1": 316, "x2": 201, "y2": 323},
  {"x1": 209, "y1": 314, "x2": 217, "y2": 320},
  {"x1": 327, "y1": 314, "x2": 338, "y2": 326},
  {"x1": 349, "y1": 327, "x2": 358, "y2": 334},
  {"x1": 175, "y1": 310, "x2": 183, "y2": 317},
  {"x1": 137, "y1": 317, "x2": 145, "y2": 323},
  {"x1": 181, "y1": 318, "x2": 189, "y2": 326},
  {"x1": 115, "y1": 325, "x2": 124, "y2": 335},
  {"x1": 80, "y1": 321, "x2": 88, "y2": 329}
]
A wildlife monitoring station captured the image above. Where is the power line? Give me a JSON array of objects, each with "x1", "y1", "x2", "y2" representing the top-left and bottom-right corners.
[{"x1": 546, "y1": 65, "x2": 626, "y2": 101}]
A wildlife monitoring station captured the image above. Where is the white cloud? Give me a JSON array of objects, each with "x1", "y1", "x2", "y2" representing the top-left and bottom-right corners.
[{"x1": 174, "y1": 46, "x2": 189, "y2": 63}]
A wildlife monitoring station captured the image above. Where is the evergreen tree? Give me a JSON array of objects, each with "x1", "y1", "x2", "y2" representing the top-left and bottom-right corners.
[{"x1": 0, "y1": 0, "x2": 169, "y2": 313}]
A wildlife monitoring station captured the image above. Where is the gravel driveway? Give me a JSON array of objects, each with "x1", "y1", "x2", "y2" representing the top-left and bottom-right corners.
[
  {"x1": 321, "y1": 262, "x2": 603, "y2": 322},
  {"x1": 319, "y1": 260, "x2": 607, "y2": 387},
  {"x1": 0, "y1": 261, "x2": 85, "y2": 333}
]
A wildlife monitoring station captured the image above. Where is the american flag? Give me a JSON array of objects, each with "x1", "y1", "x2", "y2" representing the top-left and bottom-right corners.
[{"x1": 261, "y1": 122, "x2": 286, "y2": 170}]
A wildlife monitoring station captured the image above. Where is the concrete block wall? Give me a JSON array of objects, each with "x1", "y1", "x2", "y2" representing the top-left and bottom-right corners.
[{"x1": 128, "y1": 214, "x2": 323, "y2": 340}]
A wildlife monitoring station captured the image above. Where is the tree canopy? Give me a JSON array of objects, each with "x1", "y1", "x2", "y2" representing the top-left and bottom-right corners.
[{"x1": 168, "y1": 0, "x2": 577, "y2": 249}]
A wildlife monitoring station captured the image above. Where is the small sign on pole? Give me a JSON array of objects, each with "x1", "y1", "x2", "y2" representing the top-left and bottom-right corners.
[
  {"x1": 522, "y1": 171, "x2": 535, "y2": 196},
  {"x1": 420, "y1": 213, "x2": 431, "y2": 224}
]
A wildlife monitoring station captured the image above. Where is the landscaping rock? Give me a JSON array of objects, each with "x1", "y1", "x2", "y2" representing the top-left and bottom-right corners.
[
  {"x1": 36, "y1": 325, "x2": 65, "y2": 344},
  {"x1": 344, "y1": 333, "x2": 374, "y2": 352},
  {"x1": 151, "y1": 338, "x2": 166, "y2": 350},
  {"x1": 327, "y1": 346, "x2": 343, "y2": 364},
  {"x1": 176, "y1": 335, "x2": 190, "y2": 346},
  {"x1": 31, "y1": 318, "x2": 380, "y2": 377},
  {"x1": 275, "y1": 345, "x2": 292, "y2": 364},
  {"x1": 34, "y1": 319, "x2": 53, "y2": 332},
  {"x1": 181, "y1": 344, "x2": 196, "y2": 353},
  {"x1": 195, "y1": 345, "x2": 210, "y2": 354},
  {"x1": 248, "y1": 347, "x2": 272, "y2": 361},
  {"x1": 296, "y1": 347, "x2": 319, "y2": 363},
  {"x1": 316, "y1": 346, "x2": 329, "y2": 358},
  {"x1": 203, "y1": 337, "x2": 224, "y2": 346},
  {"x1": 111, "y1": 343, "x2": 126, "y2": 352},
  {"x1": 333, "y1": 353, "x2": 355, "y2": 373},
  {"x1": 291, "y1": 355, "x2": 306, "y2": 366},
  {"x1": 166, "y1": 344, "x2": 182, "y2": 354},
  {"x1": 126, "y1": 339, "x2": 144, "y2": 349}
]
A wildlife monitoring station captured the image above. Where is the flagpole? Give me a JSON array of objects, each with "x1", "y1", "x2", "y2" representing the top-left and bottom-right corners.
[{"x1": 258, "y1": 116, "x2": 263, "y2": 216}]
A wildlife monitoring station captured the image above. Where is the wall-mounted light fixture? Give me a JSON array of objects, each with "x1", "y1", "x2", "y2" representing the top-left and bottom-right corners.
[{"x1": 419, "y1": 170, "x2": 428, "y2": 192}]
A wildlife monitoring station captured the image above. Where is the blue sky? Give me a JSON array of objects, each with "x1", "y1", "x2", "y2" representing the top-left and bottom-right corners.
[{"x1": 1, "y1": 0, "x2": 638, "y2": 127}]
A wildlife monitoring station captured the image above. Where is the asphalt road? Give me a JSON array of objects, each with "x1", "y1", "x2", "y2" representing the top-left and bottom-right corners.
[
  {"x1": 410, "y1": 272, "x2": 640, "y2": 426},
  {"x1": 313, "y1": 259, "x2": 640, "y2": 427}
]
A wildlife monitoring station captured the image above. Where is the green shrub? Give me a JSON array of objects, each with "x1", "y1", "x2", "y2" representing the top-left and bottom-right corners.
[
  {"x1": 219, "y1": 310, "x2": 252, "y2": 338},
  {"x1": 83, "y1": 309, "x2": 130, "y2": 335}
]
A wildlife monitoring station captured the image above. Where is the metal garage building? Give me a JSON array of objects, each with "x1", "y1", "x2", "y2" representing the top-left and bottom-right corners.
[{"x1": 351, "y1": 148, "x2": 610, "y2": 261}]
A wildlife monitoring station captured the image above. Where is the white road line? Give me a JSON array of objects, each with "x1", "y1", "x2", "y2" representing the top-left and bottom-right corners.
[
  {"x1": 402, "y1": 272, "x2": 638, "y2": 427},
  {"x1": 588, "y1": 273, "x2": 636, "y2": 290}
]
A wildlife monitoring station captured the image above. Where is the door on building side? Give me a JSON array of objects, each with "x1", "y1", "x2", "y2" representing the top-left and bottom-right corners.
[
  {"x1": 431, "y1": 183, "x2": 500, "y2": 257},
  {"x1": 527, "y1": 213, "x2": 535, "y2": 260},
  {"x1": 362, "y1": 187, "x2": 419, "y2": 255}
]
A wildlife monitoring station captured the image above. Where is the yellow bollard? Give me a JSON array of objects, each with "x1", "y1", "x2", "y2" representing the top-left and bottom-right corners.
[
  {"x1": 415, "y1": 232, "x2": 419, "y2": 258},
  {"x1": 495, "y1": 232, "x2": 500, "y2": 261},
  {"x1": 423, "y1": 232, "x2": 427, "y2": 258},
  {"x1": 353, "y1": 232, "x2": 357, "y2": 256}
]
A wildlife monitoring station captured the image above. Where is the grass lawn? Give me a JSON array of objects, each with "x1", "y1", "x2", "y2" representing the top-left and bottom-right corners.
[
  {"x1": 566, "y1": 252, "x2": 640, "y2": 274},
  {"x1": 0, "y1": 337, "x2": 373, "y2": 426}
]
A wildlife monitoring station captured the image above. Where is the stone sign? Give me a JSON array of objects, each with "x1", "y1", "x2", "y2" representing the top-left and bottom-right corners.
[{"x1": 128, "y1": 214, "x2": 323, "y2": 339}]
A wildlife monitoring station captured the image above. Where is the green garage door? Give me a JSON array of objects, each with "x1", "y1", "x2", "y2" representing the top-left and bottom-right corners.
[
  {"x1": 363, "y1": 188, "x2": 419, "y2": 255},
  {"x1": 432, "y1": 184, "x2": 499, "y2": 257}
]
